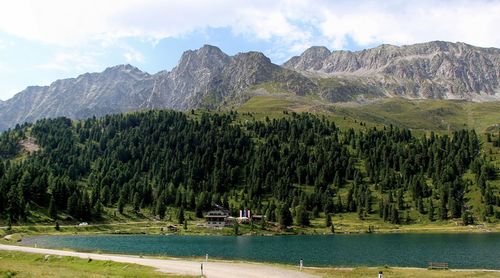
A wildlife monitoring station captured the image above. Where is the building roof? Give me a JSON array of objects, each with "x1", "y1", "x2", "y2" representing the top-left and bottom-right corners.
[{"x1": 205, "y1": 210, "x2": 229, "y2": 218}]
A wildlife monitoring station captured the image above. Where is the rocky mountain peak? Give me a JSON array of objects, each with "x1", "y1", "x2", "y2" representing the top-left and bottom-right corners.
[
  {"x1": 231, "y1": 51, "x2": 275, "y2": 70},
  {"x1": 284, "y1": 46, "x2": 331, "y2": 71},
  {"x1": 197, "y1": 44, "x2": 225, "y2": 56},
  {"x1": 284, "y1": 41, "x2": 500, "y2": 99},
  {"x1": 0, "y1": 41, "x2": 499, "y2": 131},
  {"x1": 234, "y1": 51, "x2": 270, "y2": 61},
  {"x1": 176, "y1": 45, "x2": 230, "y2": 74},
  {"x1": 101, "y1": 64, "x2": 149, "y2": 80}
]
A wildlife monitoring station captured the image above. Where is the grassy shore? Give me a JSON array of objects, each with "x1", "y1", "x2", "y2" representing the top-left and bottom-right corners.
[
  {"x1": 0, "y1": 250, "x2": 191, "y2": 278},
  {"x1": 305, "y1": 267, "x2": 500, "y2": 278},
  {"x1": 1, "y1": 209, "x2": 499, "y2": 241},
  {"x1": 0, "y1": 249, "x2": 498, "y2": 278},
  {"x1": 1, "y1": 218, "x2": 498, "y2": 241}
]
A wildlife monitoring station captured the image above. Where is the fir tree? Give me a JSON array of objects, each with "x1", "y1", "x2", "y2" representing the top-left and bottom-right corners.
[
  {"x1": 295, "y1": 205, "x2": 310, "y2": 227},
  {"x1": 178, "y1": 206, "x2": 185, "y2": 224},
  {"x1": 233, "y1": 220, "x2": 240, "y2": 235},
  {"x1": 325, "y1": 213, "x2": 332, "y2": 227},
  {"x1": 117, "y1": 196, "x2": 125, "y2": 214},
  {"x1": 48, "y1": 196, "x2": 57, "y2": 219},
  {"x1": 156, "y1": 200, "x2": 166, "y2": 219},
  {"x1": 428, "y1": 200, "x2": 435, "y2": 221},
  {"x1": 279, "y1": 204, "x2": 293, "y2": 227}
]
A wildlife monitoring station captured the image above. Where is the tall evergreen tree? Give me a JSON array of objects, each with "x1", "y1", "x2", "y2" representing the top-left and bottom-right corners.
[
  {"x1": 178, "y1": 206, "x2": 185, "y2": 224},
  {"x1": 279, "y1": 204, "x2": 293, "y2": 227},
  {"x1": 48, "y1": 195, "x2": 57, "y2": 219}
]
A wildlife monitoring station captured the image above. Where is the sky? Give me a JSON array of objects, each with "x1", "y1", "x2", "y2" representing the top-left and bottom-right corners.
[{"x1": 0, "y1": 0, "x2": 500, "y2": 101}]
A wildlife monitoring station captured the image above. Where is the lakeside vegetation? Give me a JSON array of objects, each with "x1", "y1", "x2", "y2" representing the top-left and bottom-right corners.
[
  {"x1": 0, "y1": 250, "x2": 190, "y2": 278},
  {"x1": 0, "y1": 99, "x2": 498, "y2": 236}
]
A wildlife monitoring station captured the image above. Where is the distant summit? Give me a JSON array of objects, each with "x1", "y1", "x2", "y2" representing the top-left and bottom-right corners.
[
  {"x1": 284, "y1": 41, "x2": 500, "y2": 100},
  {"x1": 1, "y1": 41, "x2": 499, "y2": 130}
]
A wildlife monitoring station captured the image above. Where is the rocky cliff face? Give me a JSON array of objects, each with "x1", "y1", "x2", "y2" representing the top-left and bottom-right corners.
[
  {"x1": 0, "y1": 41, "x2": 499, "y2": 130},
  {"x1": 0, "y1": 65, "x2": 152, "y2": 130},
  {"x1": 153, "y1": 45, "x2": 231, "y2": 110},
  {"x1": 284, "y1": 41, "x2": 500, "y2": 100},
  {"x1": 0, "y1": 45, "x2": 315, "y2": 130}
]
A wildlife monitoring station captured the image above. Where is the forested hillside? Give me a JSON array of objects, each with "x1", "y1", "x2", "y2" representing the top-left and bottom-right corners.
[{"x1": 0, "y1": 110, "x2": 498, "y2": 227}]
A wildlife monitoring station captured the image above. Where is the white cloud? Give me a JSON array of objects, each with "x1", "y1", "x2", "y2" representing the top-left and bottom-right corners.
[
  {"x1": 0, "y1": 39, "x2": 14, "y2": 50},
  {"x1": 0, "y1": 0, "x2": 499, "y2": 54},
  {"x1": 0, "y1": 62, "x2": 8, "y2": 73},
  {"x1": 317, "y1": 1, "x2": 500, "y2": 50},
  {"x1": 123, "y1": 48, "x2": 145, "y2": 64},
  {"x1": 36, "y1": 51, "x2": 101, "y2": 72}
]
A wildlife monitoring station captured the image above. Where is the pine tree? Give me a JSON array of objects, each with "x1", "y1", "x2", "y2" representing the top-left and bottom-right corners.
[
  {"x1": 295, "y1": 205, "x2": 310, "y2": 227},
  {"x1": 260, "y1": 218, "x2": 267, "y2": 230},
  {"x1": 347, "y1": 188, "x2": 356, "y2": 212},
  {"x1": 93, "y1": 201, "x2": 103, "y2": 219},
  {"x1": 439, "y1": 199, "x2": 448, "y2": 220},
  {"x1": 266, "y1": 202, "x2": 276, "y2": 222},
  {"x1": 486, "y1": 204, "x2": 494, "y2": 216},
  {"x1": 417, "y1": 197, "x2": 424, "y2": 214},
  {"x1": 336, "y1": 195, "x2": 343, "y2": 212},
  {"x1": 233, "y1": 220, "x2": 240, "y2": 235},
  {"x1": 405, "y1": 211, "x2": 411, "y2": 224},
  {"x1": 133, "y1": 192, "x2": 141, "y2": 213},
  {"x1": 117, "y1": 196, "x2": 125, "y2": 214},
  {"x1": 462, "y1": 209, "x2": 473, "y2": 225},
  {"x1": 7, "y1": 216, "x2": 12, "y2": 231},
  {"x1": 378, "y1": 199, "x2": 384, "y2": 218},
  {"x1": 178, "y1": 206, "x2": 185, "y2": 224},
  {"x1": 325, "y1": 213, "x2": 332, "y2": 227},
  {"x1": 428, "y1": 200, "x2": 435, "y2": 221},
  {"x1": 48, "y1": 196, "x2": 57, "y2": 219},
  {"x1": 67, "y1": 192, "x2": 79, "y2": 218},
  {"x1": 156, "y1": 200, "x2": 166, "y2": 219},
  {"x1": 390, "y1": 205, "x2": 400, "y2": 224},
  {"x1": 312, "y1": 206, "x2": 319, "y2": 219},
  {"x1": 279, "y1": 204, "x2": 293, "y2": 227}
]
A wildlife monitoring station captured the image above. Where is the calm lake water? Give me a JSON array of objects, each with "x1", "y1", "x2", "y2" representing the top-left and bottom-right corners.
[{"x1": 22, "y1": 233, "x2": 500, "y2": 269}]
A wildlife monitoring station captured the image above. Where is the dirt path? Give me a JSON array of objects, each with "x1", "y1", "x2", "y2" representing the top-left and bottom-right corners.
[{"x1": 0, "y1": 244, "x2": 317, "y2": 278}]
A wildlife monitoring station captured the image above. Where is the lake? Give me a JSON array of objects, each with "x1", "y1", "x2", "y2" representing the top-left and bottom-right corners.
[{"x1": 21, "y1": 233, "x2": 500, "y2": 269}]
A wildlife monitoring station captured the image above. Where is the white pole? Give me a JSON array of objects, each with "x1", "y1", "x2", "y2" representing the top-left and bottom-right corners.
[
  {"x1": 300, "y1": 259, "x2": 303, "y2": 270},
  {"x1": 206, "y1": 253, "x2": 208, "y2": 261}
]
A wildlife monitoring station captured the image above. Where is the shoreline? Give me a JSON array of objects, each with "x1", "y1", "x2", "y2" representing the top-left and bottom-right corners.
[
  {"x1": 14, "y1": 233, "x2": 500, "y2": 271},
  {"x1": 1, "y1": 220, "x2": 498, "y2": 237},
  {"x1": 0, "y1": 244, "x2": 315, "y2": 278},
  {"x1": 1, "y1": 244, "x2": 499, "y2": 278}
]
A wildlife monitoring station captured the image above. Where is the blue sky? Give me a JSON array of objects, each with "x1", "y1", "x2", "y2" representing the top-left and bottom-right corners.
[{"x1": 1, "y1": 0, "x2": 499, "y2": 101}]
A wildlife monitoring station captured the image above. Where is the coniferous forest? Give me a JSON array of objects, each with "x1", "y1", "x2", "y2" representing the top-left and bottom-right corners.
[{"x1": 0, "y1": 110, "x2": 498, "y2": 227}]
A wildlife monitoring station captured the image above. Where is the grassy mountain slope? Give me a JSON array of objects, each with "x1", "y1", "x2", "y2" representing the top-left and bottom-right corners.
[{"x1": 237, "y1": 95, "x2": 500, "y2": 133}]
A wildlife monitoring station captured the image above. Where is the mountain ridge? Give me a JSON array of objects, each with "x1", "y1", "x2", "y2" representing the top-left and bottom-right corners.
[
  {"x1": 284, "y1": 40, "x2": 500, "y2": 100},
  {"x1": 1, "y1": 41, "x2": 499, "y2": 130}
]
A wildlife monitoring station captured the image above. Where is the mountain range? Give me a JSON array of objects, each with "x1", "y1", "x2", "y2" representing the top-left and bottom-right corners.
[{"x1": 0, "y1": 41, "x2": 499, "y2": 130}]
